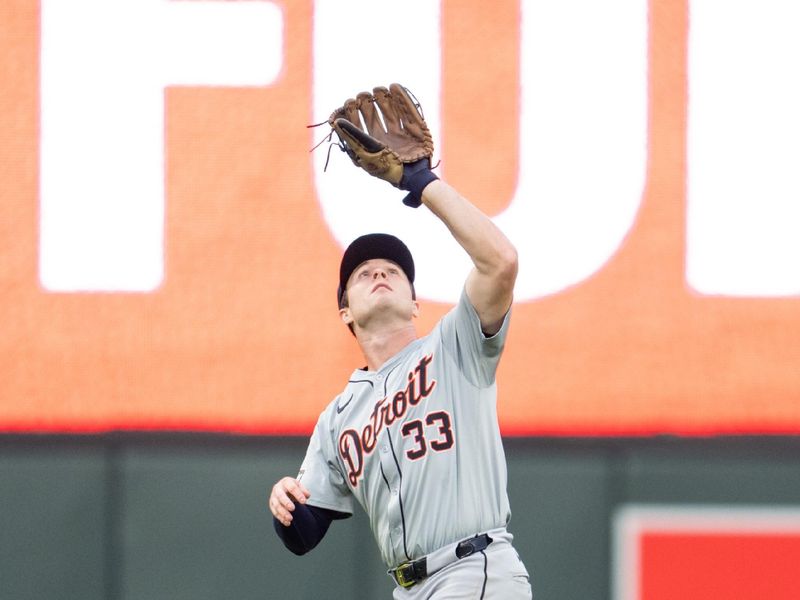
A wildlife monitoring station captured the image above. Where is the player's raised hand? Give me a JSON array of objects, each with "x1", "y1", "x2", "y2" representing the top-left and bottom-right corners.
[
  {"x1": 269, "y1": 477, "x2": 311, "y2": 526},
  {"x1": 323, "y1": 83, "x2": 438, "y2": 208}
]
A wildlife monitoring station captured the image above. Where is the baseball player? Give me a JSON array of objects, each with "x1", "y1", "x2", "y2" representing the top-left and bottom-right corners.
[{"x1": 269, "y1": 84, "x2": 532, "y2": 599}]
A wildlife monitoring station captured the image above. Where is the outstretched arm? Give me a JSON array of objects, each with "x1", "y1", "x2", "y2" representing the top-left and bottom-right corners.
[
  {"x1": 325, "y1": 83, "x2": 517, "y2": 332},
  {"x1": 421, "y1": 180, "x2": 518, "y2": 335}
]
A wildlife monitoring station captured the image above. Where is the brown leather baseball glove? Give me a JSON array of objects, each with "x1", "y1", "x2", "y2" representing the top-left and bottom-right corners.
[{"x1": 327, "y1": 83, "x2": 438, "y2": 207}]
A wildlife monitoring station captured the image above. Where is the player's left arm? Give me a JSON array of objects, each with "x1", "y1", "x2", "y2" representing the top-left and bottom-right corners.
[{"x1": 421, "y1": 179, "x2": 518, "y2": 335}]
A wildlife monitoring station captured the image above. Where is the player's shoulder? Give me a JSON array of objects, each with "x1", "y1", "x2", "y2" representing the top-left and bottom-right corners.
[
  {"x1": 436, "y1": 286, "x2": 512, "y2": 356},
  {"x1": 432, "y1": 288, "x2": 473, "y2": 333},
  {"x1": 318, "y1": 384, "x2": 350, "y2": 417},
  {"x1": 317, "y1": 373, "x2": 372, "y2": 420}
]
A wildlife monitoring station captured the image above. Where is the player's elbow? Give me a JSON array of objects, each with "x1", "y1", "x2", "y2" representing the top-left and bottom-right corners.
[
  {"x1": 476, "y1": 243, "x2": 518, "y2": 299},
  {"x1": 494, "y1": 243, "x2": 518, "y2": 288}
]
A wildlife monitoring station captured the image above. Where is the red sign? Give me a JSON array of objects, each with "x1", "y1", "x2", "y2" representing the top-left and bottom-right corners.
[{"x1": 615, "y1": 506, "x2": 800, "y2": 600}]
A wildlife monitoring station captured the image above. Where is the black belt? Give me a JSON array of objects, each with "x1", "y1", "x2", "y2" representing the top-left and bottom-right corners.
[{"x1": 389, "y1": 533, "x2": 494, "y2": 589}]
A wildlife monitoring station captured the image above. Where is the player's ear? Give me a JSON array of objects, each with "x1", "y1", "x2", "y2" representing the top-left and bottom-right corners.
[
  {"x1": 340, "y1": 307, "x2": 354, "y2": 325},
  {"x1": 411, "y1": 300, "x2": 420, "y2": 319}
]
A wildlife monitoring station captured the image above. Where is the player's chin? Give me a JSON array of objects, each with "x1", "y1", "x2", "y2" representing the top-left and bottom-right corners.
[
  {"x1": 378, "y1": 299, "x2": 414, "y2": 317},
  {"x1": 365, "y1": 295, "x2": 397, "y2": 313}
]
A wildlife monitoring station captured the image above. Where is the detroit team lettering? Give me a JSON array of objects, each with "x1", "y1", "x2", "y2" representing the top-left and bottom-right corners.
[{"x1": 339, "y1": 354, "x2": 437, "y2": 487}]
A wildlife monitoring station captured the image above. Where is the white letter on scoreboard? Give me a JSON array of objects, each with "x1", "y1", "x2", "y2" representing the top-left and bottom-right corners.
[
  {"x1": 686, "y1": 0, "x2": 800, "y2": 296},
  {"x1": 39, "y1": 0, "x2": 283, "y2": 291}
]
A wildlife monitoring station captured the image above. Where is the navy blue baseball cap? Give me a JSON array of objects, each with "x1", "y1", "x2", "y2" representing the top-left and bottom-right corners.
[{"x1": 337, "y1": 233, "x2": 415, "y2": 308}]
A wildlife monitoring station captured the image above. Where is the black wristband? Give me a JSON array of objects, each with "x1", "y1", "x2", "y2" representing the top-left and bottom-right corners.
[{"x1": 400, "y1": 159, "x2": 439, "y2": 208}]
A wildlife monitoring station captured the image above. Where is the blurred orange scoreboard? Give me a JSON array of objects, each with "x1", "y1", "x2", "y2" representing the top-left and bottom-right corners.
[{"x1": 2, "y1": 0, "x2": 799, "y2": 435}]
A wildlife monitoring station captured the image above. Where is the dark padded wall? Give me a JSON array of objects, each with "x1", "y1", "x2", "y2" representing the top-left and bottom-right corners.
[
  {"x1": 2, "y1": 436, "x2": 799, "y2": 600},
  {"x1": 0, "y1": 446, "x2": 107, "y2": 600}
]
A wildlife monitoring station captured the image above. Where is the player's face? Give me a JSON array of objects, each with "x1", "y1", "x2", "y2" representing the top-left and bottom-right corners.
[{"x1": 340, "y1": 259, "x2": 418, "y2": 328}]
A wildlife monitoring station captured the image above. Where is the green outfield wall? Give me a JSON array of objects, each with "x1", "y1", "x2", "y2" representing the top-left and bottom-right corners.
[{"x1": 2, "y1": 435, "x2": 799, "y2": 600}]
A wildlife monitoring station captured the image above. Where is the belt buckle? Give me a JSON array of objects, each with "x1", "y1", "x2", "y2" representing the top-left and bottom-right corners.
[{"x1": 393, "y1": 562, "x2": 416, "y2": 588}]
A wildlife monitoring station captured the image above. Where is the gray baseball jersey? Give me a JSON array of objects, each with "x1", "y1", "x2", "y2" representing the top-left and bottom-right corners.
[{"x1": 297, "y1": 288, "x2": 512, "y2": 568}]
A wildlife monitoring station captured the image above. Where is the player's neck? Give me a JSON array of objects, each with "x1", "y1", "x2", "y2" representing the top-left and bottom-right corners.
[{"x1": 356, "y1": 323, "x2": 418, "y2": 372}]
